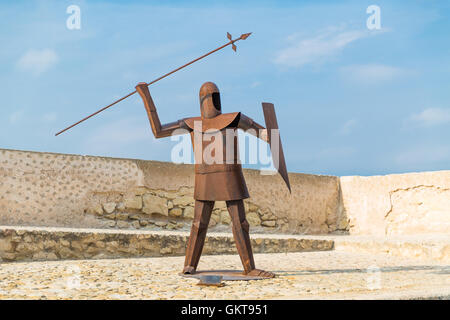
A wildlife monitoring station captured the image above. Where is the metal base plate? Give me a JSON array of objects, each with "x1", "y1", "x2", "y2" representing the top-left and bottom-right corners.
[{"x1": 179, "y1": 270, "x2": 272, "y2": 281}]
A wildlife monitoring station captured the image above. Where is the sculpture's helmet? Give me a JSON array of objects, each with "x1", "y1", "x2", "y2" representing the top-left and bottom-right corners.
[{"x1": 199, "y1": 82, "x2": 221, "y2": 119}]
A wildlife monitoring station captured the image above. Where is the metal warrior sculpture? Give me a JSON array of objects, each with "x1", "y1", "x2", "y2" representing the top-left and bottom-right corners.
[{"x1": 56, "y1": 32, "x2": 290, "y2": 279}]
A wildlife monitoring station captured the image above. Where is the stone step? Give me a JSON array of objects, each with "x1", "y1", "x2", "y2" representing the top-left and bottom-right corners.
[
  {"x1": 0, "y1": 226, "x2": 333, "y2": 263},
  {"x1": 331, "y1": 235, "x2": 450, "y2": 263}
]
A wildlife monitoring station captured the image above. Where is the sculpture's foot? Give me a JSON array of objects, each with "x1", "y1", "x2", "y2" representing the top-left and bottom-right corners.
[
  {"x1": 244, "y1": 269, "x2": 275, "y2": 278},
  {"x1": 182, "y1": 266, "x2": 196, "y2": 275}
]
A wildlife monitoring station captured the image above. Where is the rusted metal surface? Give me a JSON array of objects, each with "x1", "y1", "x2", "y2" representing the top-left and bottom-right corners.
[
  {"x1": 55, "y1": 32, "x2": 251, "y2": 136},
  {"x1": 181, "y1": 270, "x2": 270, "y2": 281},
  {"x1": 137, "y1": 80, "x2": 278, "y2": 279},
  {"x1": 199, "y1": 81, "x2": 221, "y2": 119},
  {"x1": 262, "y1": 102, "x2": 291, "y2": 193},
  {"x1": 183, "y1": 112, "x2": 240, "y2": 132}
]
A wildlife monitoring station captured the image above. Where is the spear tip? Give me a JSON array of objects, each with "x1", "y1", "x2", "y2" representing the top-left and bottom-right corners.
[{"x1": 240, "y1": 32, "x2": 252, "y2": 40}]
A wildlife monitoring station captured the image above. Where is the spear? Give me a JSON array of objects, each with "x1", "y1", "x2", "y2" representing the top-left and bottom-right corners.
[{"x1": 55, "y1": 32, "x2": 252, "y2": 136}]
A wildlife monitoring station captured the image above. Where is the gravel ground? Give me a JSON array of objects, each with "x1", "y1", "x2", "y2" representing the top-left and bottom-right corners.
[{"x1": 0, "y1": 251, "x2": 449, "y2": 299}]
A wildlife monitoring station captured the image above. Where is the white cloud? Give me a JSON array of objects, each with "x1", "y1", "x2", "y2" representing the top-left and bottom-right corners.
[
  {"x1": 340, "y1": 64, "x2": 404, "y2": 84},
  {"x1": 408, "y1": 108, "x2": 450, "y2": 127},
  {"x1": 16, "y1": 49, "x2": 59, "y2": 75},
  {"x1": 274, "y1": 27, "x2": 367, "y2": 68},
  {"x1": 338, "y1": 119, "x2": 358, "y2": 135}
]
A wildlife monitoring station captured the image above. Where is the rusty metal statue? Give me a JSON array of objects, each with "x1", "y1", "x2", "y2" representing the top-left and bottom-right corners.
[
  {"x1": 56, "y1": 32, "x2": 290, "y2": 279},
  {"x1": 136, "y1": 81, "x2": 287, "y2": 278}
]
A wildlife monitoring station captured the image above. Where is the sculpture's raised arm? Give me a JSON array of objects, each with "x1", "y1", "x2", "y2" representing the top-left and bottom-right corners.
[
  {"x1": 135, "y1": 82, "x2": 189, "y2": 138},
  {"x1": 238, "y1": 113, "x2": 268, "y2": 142}
]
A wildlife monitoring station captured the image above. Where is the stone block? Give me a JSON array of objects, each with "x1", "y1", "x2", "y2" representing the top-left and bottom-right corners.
[
  {"x1": 116, "y1": 213, "x2": 129, "y2": 221},
  {"x1": 103, "y1": 202, "x2": 116, "y2": 214},
  {"x1": 142, "y1": 194, "x2": 168, "y2": 216},
  {"x1": 87, "y1": 203, "x2": 104, "y2": 216},
  {"x1": 124, "y1": 195, "x2": 143, "y2": 210},
  {"x1": 169, "y1": 208, "x2": 183, "y2": 218},
  {"x1": 173, "y1": 196, "x2": 194, "y2": 207},
  {"x1": 261, "y1": 220, "x2": 276, "y2": 228},
  {"x1": 117, "y1": 221, "x2": 129, "y2": 229},
  {"x1": 183, "y1": 206, "x2": 195, "y2": 219},
  {"x1": 246, "y1": 212, "x2": 261, "y2": 227}
]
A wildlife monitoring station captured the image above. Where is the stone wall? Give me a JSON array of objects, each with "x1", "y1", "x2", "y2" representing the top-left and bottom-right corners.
[
  {"x1": 340, "y1": 171, "x2": 450, "y2": 235},
  {"x1": 0, "y1": 148, "x2": 342, "y2": 235},
  {"x1": 1, "y1": 148, "x2": 448, "y2": 236},
  {"x1": 0, "y1": 226, "x2": 334, "y2": 262}
]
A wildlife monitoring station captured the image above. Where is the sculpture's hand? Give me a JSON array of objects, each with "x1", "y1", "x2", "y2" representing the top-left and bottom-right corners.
[
  {"x1": 135, "y1": 82, "x2": 148, "y2": 91},
  {"x1": 135, "y1": 82, "x2": 157, "y2": 112}
]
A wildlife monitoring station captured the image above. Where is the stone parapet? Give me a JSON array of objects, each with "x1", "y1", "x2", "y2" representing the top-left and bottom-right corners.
[
  {"x1": 0, "y1": 148, "x2": 341, "y2": 234},
  {"x1": 0, "y1": 226, "x2": 334, "y2": 263}
]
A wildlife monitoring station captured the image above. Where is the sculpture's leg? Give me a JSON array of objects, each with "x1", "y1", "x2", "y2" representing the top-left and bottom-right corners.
[
  {"x1": 226, "y1": 200, "x2": 275, "y2": 278},
  {"x1": 226, "y1": 199, "x2": 255, "y2": 273},
  {"x1": 183, "y1": 200, "x2": 214, "y2": 274}
]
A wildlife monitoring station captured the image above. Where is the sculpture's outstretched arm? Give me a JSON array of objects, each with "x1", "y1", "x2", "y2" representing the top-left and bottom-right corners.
[
  {"x1": 238, "y1": 113, "x2": 268, "y2": 142},
  {"x1": 136, "y1": 82, "x2": 189, "y2": 138}
]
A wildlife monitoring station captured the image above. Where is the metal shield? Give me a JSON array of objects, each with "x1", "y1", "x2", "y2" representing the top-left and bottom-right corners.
[{"x1": 262, "y1": 102, "x2": 291, "y2": 193}]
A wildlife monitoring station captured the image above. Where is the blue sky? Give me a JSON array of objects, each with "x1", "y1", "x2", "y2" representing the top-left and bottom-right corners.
[{"x1": 0, "y1": 0, "x2": 449, "y2": 176}]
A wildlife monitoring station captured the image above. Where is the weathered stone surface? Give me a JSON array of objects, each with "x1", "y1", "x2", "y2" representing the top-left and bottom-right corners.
[
  {"x1": 248, "y1": 202, "x2": 259, "y2": 212},
  {"x1": 0, "y1": 226, "x2": 335, "y2": 263},
  {"x1": 142, "y1": 194, "x2": 168, "y2": 216},
  {"x1": 107, "y1": 221, "x2": 116, "y2": 228},
  {"x1": 0, "y1": 239, "x2": 14, "y2": 252},
  {"x1": 0, "y1": 148, "x2": 448, "y2": 237},
  {"x1": 139, "y1": 220, "x2": 149, "y2": 227},
  {"x1": 124, "y1": 195, "x2": 143, "y2": 210},
  {"x1": 131, "y1": 221, "x2": 140, "y2": 229},
  {"x1": 116, "y1": 221, "x2": 129, "y2": 229},
  {"x1": 115, "y1": 213, "x2": 129, "y2": 221},
  {"x1": 87, "y1": 203, "x2": 103, "y2": 216},
  {"x1": 340, "y1": 171, "x2": 450, "y2": 235},
  {"x1": 246, "y1": 212, "x2": 261, "y2": 227},
  {"x1": 32, "y1": 251, "x2": 58, "y2": 261},
  {"x1": 103, "y1": 202, "x2": 116, "y2": 214},
  {"x1": 168, "y1": 208, "x2": 183, "y2": 218},
  {"x1": 183, "y1": 207, "x2": 194, "y2": 219},
  {"x1": 173, "y1": 196, "x2": 194, "y2": 207},
  {"x1": 221, "y1": 211, "x2": 231, "y2": 225},
  {"x1": 214, "y1": 201, "x2": 227, "y2": 209},
  {"x1": 155, "y1": 221, "x2": 167, "y2": 227},
  {"x1": 262, "y1": 220, "x2": 276, "y2": 228},
  {"x1": 1, "y1": 250, "x2": 449, "y2": 300},
  {"x1": 116, "y1": 202, "x2": 126, "y2": 212}
]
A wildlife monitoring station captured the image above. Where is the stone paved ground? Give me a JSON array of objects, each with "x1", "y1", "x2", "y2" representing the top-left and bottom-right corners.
[{"x1": 0, "y1": 251, "x2": 449, "y2": 299}]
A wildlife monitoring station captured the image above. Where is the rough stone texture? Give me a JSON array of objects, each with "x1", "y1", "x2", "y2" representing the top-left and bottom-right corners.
[
  {"x1": 340, "y1": 171, "x2": 450, "y2": 235},
  {"x1": 123, "y1": 195, "x2": 142, "y2": 210},
  {"x1": 142, "y1": 194, "x2": 168, "y2": 216},
  {"x1": 0, "y1": 226, "x2": 333, "y2": 263},
  {"x1": 332, "y1": 235, "x2": 450, "y2": 263},
  {"x1": 0, "y1": 251, "x2": 448, "y2": 300},
  {"x1": 1, "y1": 148, "x2": 449, "y2": 237},
  {"x1": 0, "y1": 148, "x2": 340, "y2": 234}
]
